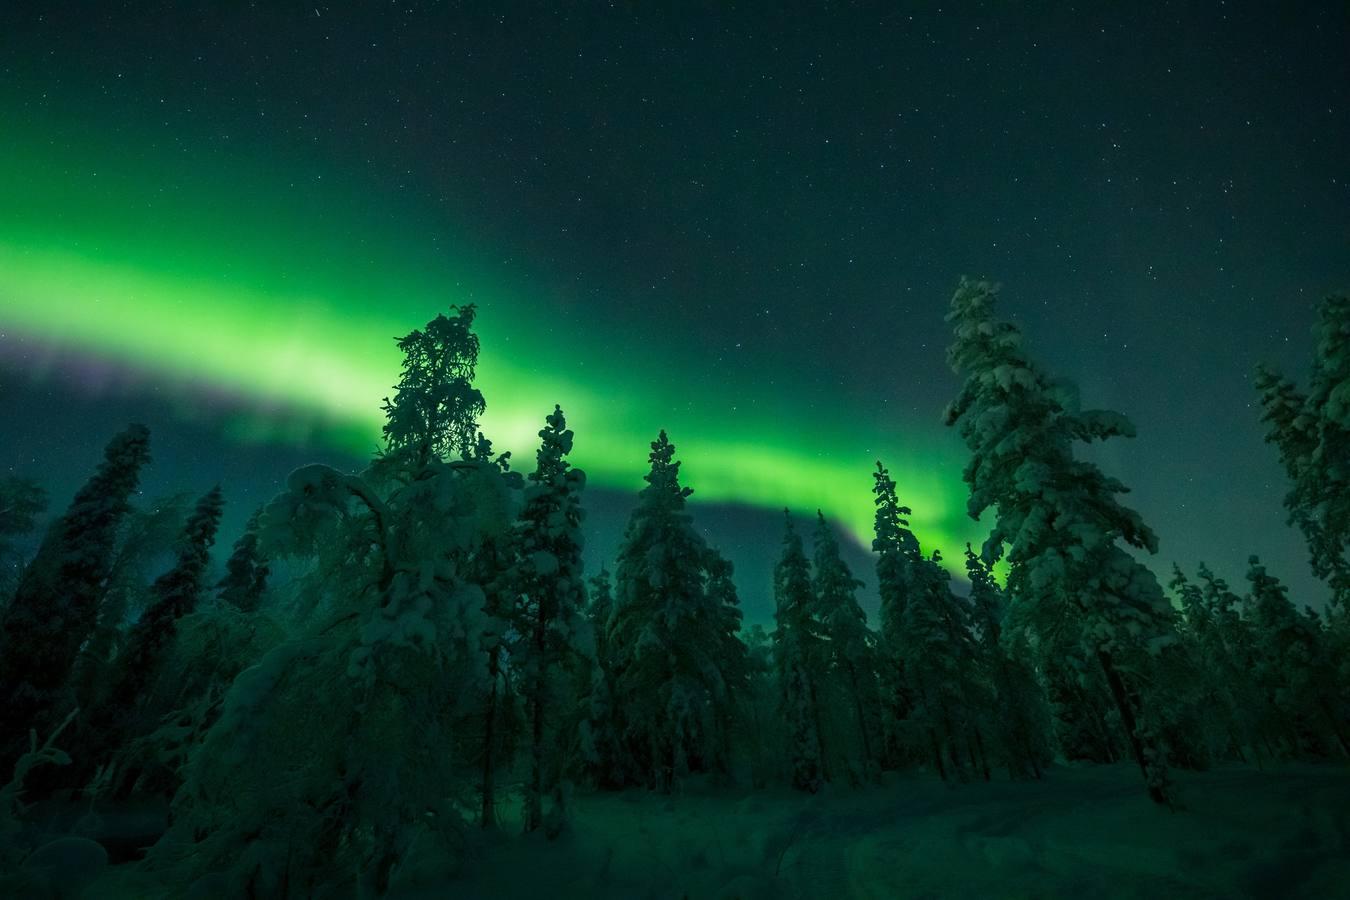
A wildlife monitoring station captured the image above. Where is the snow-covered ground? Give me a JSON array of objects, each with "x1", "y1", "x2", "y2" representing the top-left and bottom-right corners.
[
  {"x1": 438, "y1": 763, "x2": 1350, "y2": 900},
  {"x1": 74, "y1": 762, "x2": 1349, "y2": 898}
]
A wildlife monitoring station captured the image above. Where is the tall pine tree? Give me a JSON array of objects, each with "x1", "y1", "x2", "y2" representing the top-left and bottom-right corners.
[
  {"x1": 80, "y1": 485, "x2": 226, "y2": 788},
  {"x1": 1245, "y1": 556, "x2": 1348, "y2": 757},
  {"x1": 607, "y1": 431, "x2": 746, "y2": 791},
  {"x1": 580, "y1": 567, "x2": 623, "y2": 789},
  {"x1": 872, "y1": 461, "x2": 919, "y2": 768},
  {"x1": 773, "y1": 512, "x2": 826, "y2": 791},
  {"x1": 966, "y1": 546, "x2": 1050, "y2": 779},
  {"x1": 812, "y1": 511, "x2": 878, "y2": 777},
  {"x1": 0, "y1": 476, "x2": 46, "y2": 601},
  {"x1": 703, "y1": 550, "x2": 747, "y2": 775},
  {"x1": 510, "y1": 405, "x2": 588, "y2": 834},
  {"x1": 895, "y1": 542, "x2": 985, "y2": 783},
  {"x1": 0, "y1": 424, "x2": 151, "y2": 767},
  {"x1": 1171, "y1": 564, "x2": 1264, "y2": 764},
  {"x1": 1256, "y1": 293, "x2": 1350, "y2": 608},
  {"x1": 216, "y1": 507, "x2": 270, "y2": 613},
  {"x1": 944, "y1": 278, "x2": 1176, "y2": 804}
]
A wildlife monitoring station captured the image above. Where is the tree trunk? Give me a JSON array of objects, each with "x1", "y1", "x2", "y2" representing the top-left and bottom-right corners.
[
  {"x1": 928, "y1": 728, "x2": 947, "y2": 781},
  {"x1": 847, "y1": 665, "x2": 875, "y2": 775},
  {"x1": 1319, "y1": 700, "x2": 1350, "y2": 759},
  {"x1": 1229, "y1": 725, "x2": 1249, "y2": 765},
  {"x1": 1096, "y1": 648, "x2": 1168, "y2": 805},
  {"x1": 1259, "y1": 730, "x2": 1279, "y2": 766},
  {"x1": 481, "y1": 647, "x2": 500, "y2": 829},
  {"x1": 1075, "y1": 676, "x2": 1118, "y2": 763},
  {"x1": 525, "y1": 614, "x2": 548, "y2": 832},
  {"x1": 526, "y1": 683, "x2": 544, "y2": 831},
  {"x1": 1026, "y1": 731, "x2": 1043, "y2": 780},
  {"x1": 973, "y1": 726, "x2": 991, "y2": 782},
  {"x1": 808, "y1": 678, "x2": 831, "y2": 784},
  {"x1": 717, "y1": 697, "x2": 735, "y2": 775}
]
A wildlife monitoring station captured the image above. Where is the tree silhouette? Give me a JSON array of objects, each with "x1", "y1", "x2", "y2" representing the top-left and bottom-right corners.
[
  {"x1": 0, "y1": 424, "x2": 151, "y2": 767},
  {"x1": 944, "y1": 278, "x2": 1176, "y2": 804}
]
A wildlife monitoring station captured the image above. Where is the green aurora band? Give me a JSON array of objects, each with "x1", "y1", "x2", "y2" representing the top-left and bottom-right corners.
[{"x1": 0, "y1": 119, "x2": 980, "y2": 569}]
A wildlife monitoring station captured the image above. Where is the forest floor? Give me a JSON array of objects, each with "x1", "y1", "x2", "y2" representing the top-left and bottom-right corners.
[
  {"x1": 75, "y1": 761, "x2": 1350, "y2": 898},
  {"x1": 440, "y1": 762, "x2": 1350, "y2": 900}
]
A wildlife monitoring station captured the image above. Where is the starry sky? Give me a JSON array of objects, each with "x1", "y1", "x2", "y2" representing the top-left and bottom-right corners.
[{"x1": 1, "y1": 3, "x2": 1346, "y2": 622}]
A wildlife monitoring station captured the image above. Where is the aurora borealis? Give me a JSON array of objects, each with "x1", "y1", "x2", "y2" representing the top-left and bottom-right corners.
[
  {"x1": 2, "y1": 3, "x2": 1348, "y2": 616},
  {"x1": 0, "y1": 125, "x2": 966, "y2": 561}
]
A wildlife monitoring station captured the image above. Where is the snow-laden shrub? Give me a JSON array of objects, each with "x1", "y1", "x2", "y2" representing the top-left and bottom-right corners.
[
  {"x1": 105, "y1": 604, "x2": 288, "y2": 798},
  {"x1": 146, "y1": 456, "x2": 516, "y2": 896}
]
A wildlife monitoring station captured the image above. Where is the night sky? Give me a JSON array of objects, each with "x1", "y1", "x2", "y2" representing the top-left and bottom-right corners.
[{"x1": 1, "y1": 3, "x2": 1347, "y2": 622}]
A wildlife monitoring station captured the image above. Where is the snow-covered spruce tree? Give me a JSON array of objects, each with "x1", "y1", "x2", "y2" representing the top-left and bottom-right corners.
[
  {"x1": 147, "y1": 308, "x2": 518, "y2": 897},
  {"x1": 1256, "y1": 293, "x2": 1350, "y2": 608},
  {"x1": 580, "y1": 567, "x2": 624, "y2": 788},
  {"x1": 736, "y1": 623, "x2": 779, "y2": 787},
  {"x1": 773, "y1": 512, "x2": 826, "y2": 791},
  {"x1": 1170, "y1": 564, "x2": 1268, "y2": 764},
  {"x1": 898, "y1": 543, "x2": 987, "y2": 782},
  {"x1": 216, "y1": 506, "x2": 270, "y2": 613},
  {"x1": 1256, "y1": 298, "x2": 1350, "y2": 750},
  {"x1": 1172, "y1": 565, "x2": 1211, "y2": 638},
  {"x1": 0, "y1": 424, "x2": 151, "y2": 769},
  {"x1": 1133, "y1": 601, "x2": 1214, "y2": 772},
  {"x1": 965, "y1": 546, "x2": 1051, "y2": 779},
  {"x1": 109, "y1": 599, "x2": 289, "y2": 806},
  {"x1": 943, "y1": 278, "x2": 1176, "y2": 804},
  {"x1": 78, "y1": 486, "x2": 226, "y2": 791},
  {"x1": 1169, "y1": 566, "x2": 1242, "y2": 764},
  {"x1": 1255, "y1": 296, "x2": 1350, "y2": 747},
  {"x1": 607, "y1": 431, "x2": 747, "y2": 791},
  {"x1": 1190, "y1": 561, "x2": 1297, "y2": 763},
  {"x1": 0, "y1": 476, "x2": 46, "y2": 602},
  {"x1": 1194, "y1": 565, "x2": 1262, "y2": 692},
  {"x1": 376, "y1": 304, "x2": 519, "y2": 831},
  {"x1": 475, "y1": 489, "x2": 518, "y2": 830},
  {"x1": 873, "y1": 462, "x2": 988, "y2": 779},
  {"x1": 587, "y1": 568, "x2": 614, "y2": 665},
  {"x1": 508, "y1": 404, "x2": 589, "y2": 835},
  {"x1": 1245, "y1": 556, "x2": 1349, "y2": 757},
  {"x1": 812, "y1": 511, "x2": 880, "y2": 778},
  {"x1": 1041, "y1": 650, "x2": 1119, "y2": 763},
  {"x1": 703, "y1": 550, "x2": 746, "y2": 775},
  {"x1": 1326, "y1": 594, "x2": 1350, "y2": 760},
  {"x1": 68, "y1": 492, "x2": 193, "y2": 715},
  {"x1": 871, "y1": 461, "x2": 919, "y2": 768}
]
